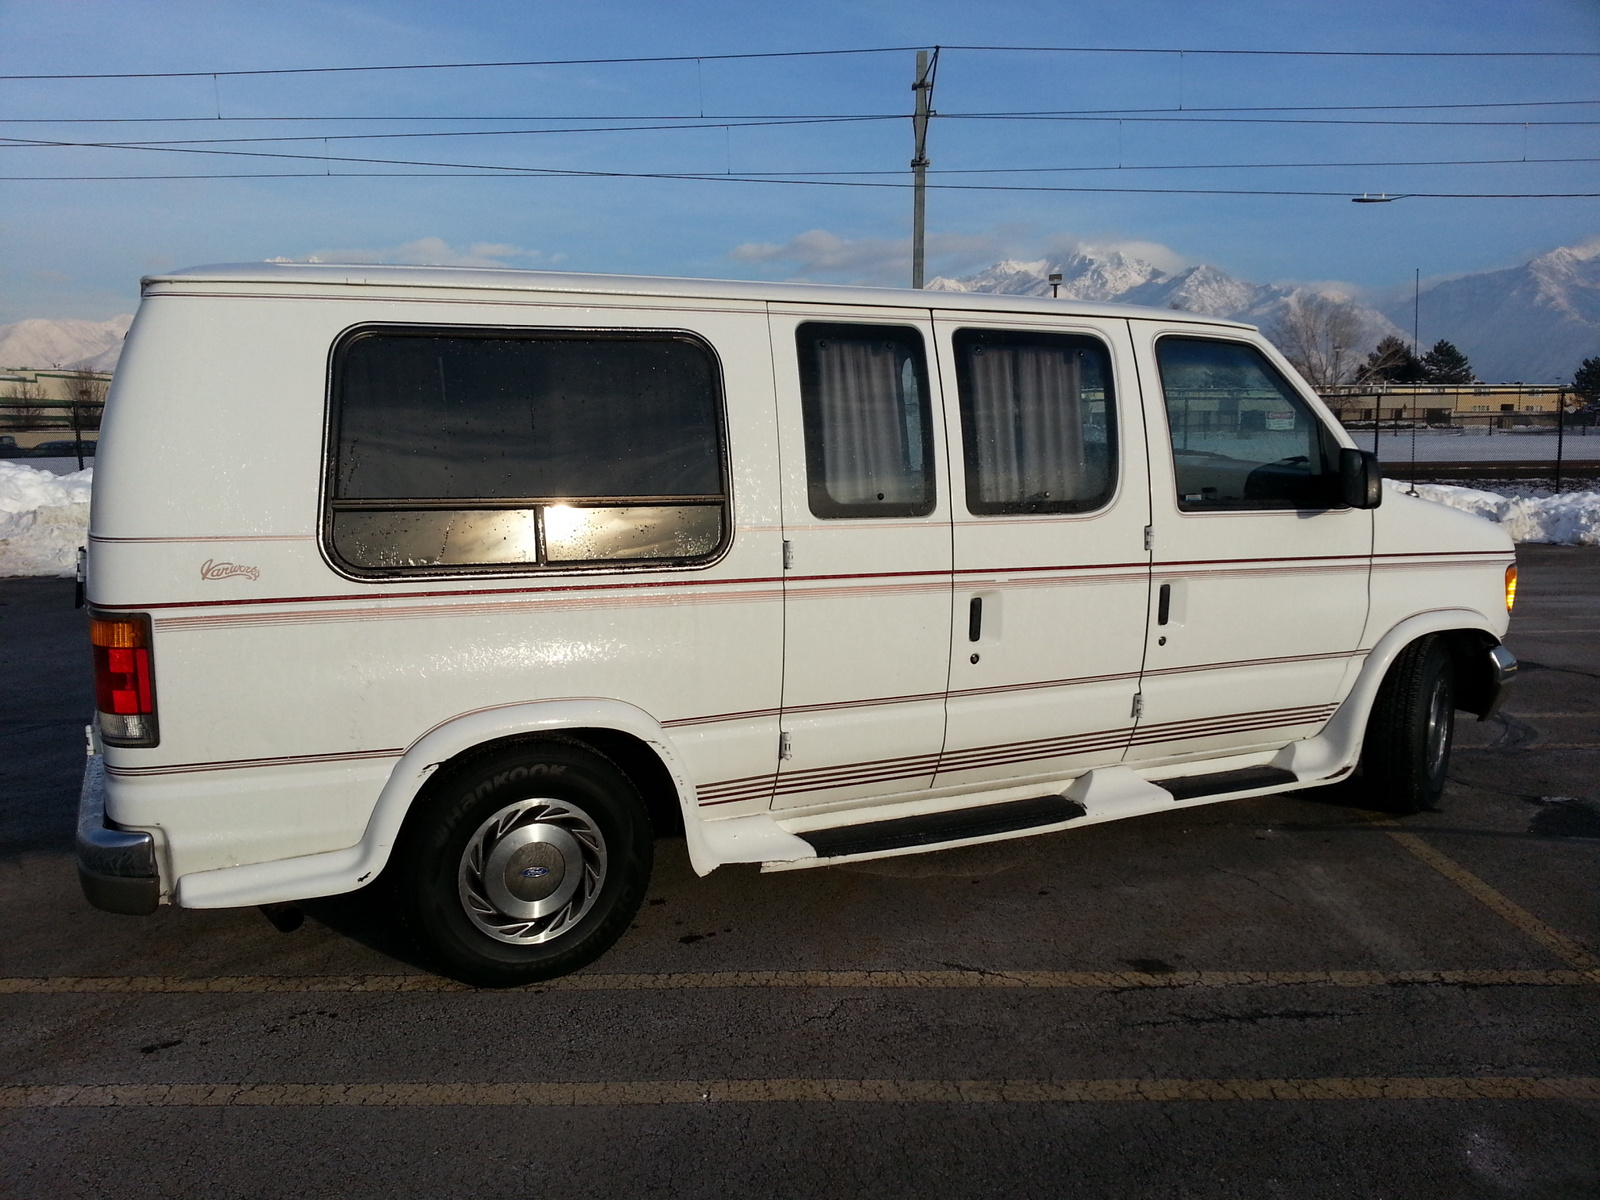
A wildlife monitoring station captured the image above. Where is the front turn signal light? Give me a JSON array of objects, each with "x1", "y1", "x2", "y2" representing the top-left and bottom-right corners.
[
  {"x1": 90, "y1": 611, "x2": 159, "y2": 747},
  {"x1": 1505, "y1": 565, "x2": 1518, "y2": 613}
]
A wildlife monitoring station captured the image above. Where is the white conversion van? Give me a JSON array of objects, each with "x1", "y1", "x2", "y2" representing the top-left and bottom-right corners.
[{"x1": 78, "y1": 264, "x2": 1518, "y2": 985}]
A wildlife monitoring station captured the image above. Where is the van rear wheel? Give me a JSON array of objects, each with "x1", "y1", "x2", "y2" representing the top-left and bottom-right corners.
[
  {"x1": 394, "y1": 741, "x2": 653, "y2": 987},
  {"x1": 1357, "y1": 635, "x2": 1456, "y2": 815}
]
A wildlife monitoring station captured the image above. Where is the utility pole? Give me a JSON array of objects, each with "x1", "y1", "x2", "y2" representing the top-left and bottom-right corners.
[
  {"x1": 910, "y1": 47, "x2": 939, "y2": 289},
  {"x1": 1412, "y1": 267, "x2": 1420, "y2": 356}
]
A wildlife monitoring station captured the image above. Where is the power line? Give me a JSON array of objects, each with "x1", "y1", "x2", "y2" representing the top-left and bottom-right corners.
[
  {"x1": 9, "y1": 109, "x2": 1599, "y2": 155},
  {"x1": 0, "y1": 47, "x2": 923, "y2": 81},
  {"x1": 1, "y1": 165, "x2": 1591, "y2": 199},
  {"x1": 4, "y1": 98, "x2": 1598, "y2": 124},
  {"x1": 944, "y1": 113, "x2": 1600, "y2": 127},
  {"x1": 4, "y1": 43, "x2": 1597, "y2": 82},
  {"x1": 730, "y1": 156, "x2": 1600, "y2": 176},
  {"x1": 12, "y1": 128, "x2": 1594, "y2": 172},
  {"x1": 8, "y1": 132, "x2": 1598, "y2": 189},
  {"x1": 0, "y1": 115, "x2": 900, "y2": 149},
  {"x1": 945, "y1": 43, "x2": 1600, "y2": 58}
]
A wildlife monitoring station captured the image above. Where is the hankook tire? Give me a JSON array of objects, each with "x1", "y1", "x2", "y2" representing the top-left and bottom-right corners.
[{"x1": 393, "y1": 740, "x2": 654, "y2": 987}]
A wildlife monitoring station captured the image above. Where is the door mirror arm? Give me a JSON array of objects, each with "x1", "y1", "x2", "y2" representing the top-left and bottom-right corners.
[{"x1": 1338, "y1": 448, "x2": 1383, "y2": 510}]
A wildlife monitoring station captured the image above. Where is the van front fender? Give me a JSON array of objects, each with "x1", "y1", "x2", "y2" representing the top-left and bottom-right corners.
[{"x1": 1271, "y1": 607, "x2": 1506, "y2": 782}]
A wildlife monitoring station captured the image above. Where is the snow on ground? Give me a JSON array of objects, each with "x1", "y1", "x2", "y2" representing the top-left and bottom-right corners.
[
  {"x1": 0, "y1": 461, "x2": 92, "y2": 577},
  {"x1": 1, "y1": 463, "x2": 1595, "y2": 579},
  {"x1": 1396, "y1": 479, "x2": 1600, "y2": 546}
]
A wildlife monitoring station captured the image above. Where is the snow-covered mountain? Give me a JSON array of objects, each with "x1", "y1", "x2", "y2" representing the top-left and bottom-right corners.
[
  {"x1": 0, "y1": 315, "x2": 132, "y2": 373},
  {"x1": 931, "y1": 242, "x2": 1600, "y2": 383},
  {"x1": 1380, "y1": 241, "x2": 1600, "y2": 385},
  {"x1": 928, "y1": 250, "x2": 1165, "y2": 302},
  {"x1": 929, "y1": 253, "x2": 1404, "y2": 360}
]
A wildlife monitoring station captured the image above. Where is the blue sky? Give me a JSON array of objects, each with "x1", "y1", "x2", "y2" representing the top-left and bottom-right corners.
[{"x1": 1, "y1": 0, "x2": 1596, "y2": 322}]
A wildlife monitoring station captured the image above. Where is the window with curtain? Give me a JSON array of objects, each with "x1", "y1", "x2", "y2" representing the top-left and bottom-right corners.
[
  {"x1": 796, "y1": 323, "x2": 935, "y2": 519},
  {"x1": 953, "y1": 328, "x2": 1118, "y2": 515}
]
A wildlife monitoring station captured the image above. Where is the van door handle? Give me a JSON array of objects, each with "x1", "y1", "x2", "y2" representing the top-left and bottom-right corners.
[
  {"x1": 1157, "y1": 583, "x2": 1171, "y2": 626},
  {"x1": 968, "y1": 596, "x2": 983, "y2": 642}
]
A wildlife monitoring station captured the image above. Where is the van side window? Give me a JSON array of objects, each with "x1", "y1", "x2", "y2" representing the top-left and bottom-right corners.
[
  {"x1": 953, "y1": 328, "x2": 1117, "y2": 514},
  {"x1": 796, "y1": 323, "x2": 935, "y2": 519},
  {"x1": 1155, "y1": 337, "x2": 1342, "y2": 512},
  {"x1": 327, "y1": 328, "x2": 727, "y2": 573}
]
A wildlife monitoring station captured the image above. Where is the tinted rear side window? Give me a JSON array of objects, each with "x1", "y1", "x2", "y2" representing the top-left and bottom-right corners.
[
  {"x1": 328, "y1": 328, "x2": 727, "y2": 573},
  {"x1": 796, "y1": 323, "x2": 935, "y2": 519},
  {"x1": 953, "y1": 328, "x2": 1117, "y2": 515},
  {"x1": 1156, "y1": 337, "x2": 1341, "y2": 512}
]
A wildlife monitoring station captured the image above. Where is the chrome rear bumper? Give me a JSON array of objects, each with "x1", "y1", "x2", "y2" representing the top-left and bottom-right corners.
[{"x1": 77, "y1": 750, "x2": 160, "y2": 915}]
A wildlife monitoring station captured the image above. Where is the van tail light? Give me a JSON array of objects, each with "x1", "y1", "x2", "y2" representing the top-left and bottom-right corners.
[
  {"x1": 90, "y1": 611, "x2": 159, "y2": 747},
  {"x1": 1505, "y1": 565, "x2": 1518, "y2": 613}
]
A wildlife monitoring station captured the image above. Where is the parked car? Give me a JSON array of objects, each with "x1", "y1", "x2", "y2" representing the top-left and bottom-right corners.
[
  {"x1": 29, "y1": 439, "x2": 96, "y2": 457},
  {"x1": 0, "y1": 441, "x2": 33, "y2": 458},
  {"x1": 78, "y1": 263, "x2": 1517, "y2": 985}
]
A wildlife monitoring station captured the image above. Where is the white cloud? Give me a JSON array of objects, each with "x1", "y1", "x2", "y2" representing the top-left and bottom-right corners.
[
  {"x1": 1047, "y1": 236, "x2": 1191, "y2": 274},
  {"x1": 729, "y1": 228, "x2": 1017, "y2": 287},
  {"x1": 728, "y1": 227, "x2": 1192, "y2": 286},
  {"x1": 1282, "y1": 279, "x2": 1372, "y2": 303},
  {"x1": 268, "y1": 237, "x2": 542, "y2": 269}
]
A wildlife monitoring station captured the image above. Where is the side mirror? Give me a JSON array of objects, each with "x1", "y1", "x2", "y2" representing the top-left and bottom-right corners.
[{"x1": 1339, "y1": 447, "x2": 1383, "y2": 510}]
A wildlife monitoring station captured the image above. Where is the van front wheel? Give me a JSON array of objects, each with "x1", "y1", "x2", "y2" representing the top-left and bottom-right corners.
[
  {"x1": 1357, "y1": 635, "x2": 1456, "y2": 814},
  {"x1": 395, "y1": 741, "x2": 653, "y2": 987}
]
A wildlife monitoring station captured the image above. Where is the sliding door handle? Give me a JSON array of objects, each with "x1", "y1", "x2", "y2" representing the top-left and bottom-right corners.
[
  {"x1": 1157, "y1": 583, "x2": 1171, "y2": 626},
  {"x1": 968, "y1": 596, "x2": 983, "y2": 642}
]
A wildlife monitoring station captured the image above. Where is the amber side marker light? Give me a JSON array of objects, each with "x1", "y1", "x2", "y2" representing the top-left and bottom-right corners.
[
  {"x1": 90, "y1": 611, "x2": 159, "y2": 747},
  {"x1": 1505, "y1": 565, "x2": 1518, "y2": 613}
]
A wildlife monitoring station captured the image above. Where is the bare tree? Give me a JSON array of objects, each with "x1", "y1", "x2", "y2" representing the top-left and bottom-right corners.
[
  {"x1": 1, "y1": 378, "x2": 46, "y2": 431},
  {"x1": 65, "y1": 368, "x2": 109, "y2": 430},
  {"x1": 1266, "y1": 293, "x2": 1366, "y2": 390}
]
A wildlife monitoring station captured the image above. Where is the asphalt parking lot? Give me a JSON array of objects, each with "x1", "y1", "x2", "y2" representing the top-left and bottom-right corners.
[{"x1": 2, "y1": 546, "x2": 1596, "y2": 1199}]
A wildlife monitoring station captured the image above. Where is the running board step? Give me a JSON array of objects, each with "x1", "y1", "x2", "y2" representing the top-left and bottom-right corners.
[
  {"x1": 1159, "y1": 765, "x2": 1298, "y2": 801},
  {"x1": 799, "y1": 795, "x2": 1086, "y2": 860}
]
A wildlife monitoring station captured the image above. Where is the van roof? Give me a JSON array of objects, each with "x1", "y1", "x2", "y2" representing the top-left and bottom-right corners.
[{"x1": 143, "y1": 262, "x2": 1257, "y2": 330}]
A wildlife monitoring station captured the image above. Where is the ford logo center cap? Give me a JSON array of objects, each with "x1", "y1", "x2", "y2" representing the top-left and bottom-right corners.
[{"x1": 520, "y1": 866, "x2": 551, "y2": 879}]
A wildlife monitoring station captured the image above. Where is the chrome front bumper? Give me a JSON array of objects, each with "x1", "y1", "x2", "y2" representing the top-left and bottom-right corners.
[
  {"x1": 1480, "y1": 643, "x2": 1518, "y2": 720},
  {"x1": 77, "y1": 749, "x2": 161, "y2": 915}
]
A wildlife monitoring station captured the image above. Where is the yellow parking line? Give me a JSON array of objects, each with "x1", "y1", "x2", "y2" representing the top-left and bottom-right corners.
[
  {"x1": 3, "y1": 1077, "x2": 1596, "y2": 1108},
  {"x1": 1381, "y1": 827, "x2": 1600, "y2": 971},
  {"x1": 0, "y1": 968, "x2": 1595, "y2": 995}
]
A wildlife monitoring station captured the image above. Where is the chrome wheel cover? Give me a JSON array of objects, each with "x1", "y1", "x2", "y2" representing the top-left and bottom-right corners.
[{"x1": 458, "y1": 798, "x2": 607, "y2": 944}]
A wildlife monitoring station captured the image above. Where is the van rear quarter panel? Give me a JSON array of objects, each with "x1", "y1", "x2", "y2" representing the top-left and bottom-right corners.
[{"x1": 92, "y1": 289, "x2": 784, "y2": 880}]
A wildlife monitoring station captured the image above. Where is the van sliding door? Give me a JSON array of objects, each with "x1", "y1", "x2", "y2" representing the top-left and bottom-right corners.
[
  {"x1": 933, "y1": 315, "x2": 1152, "y2": 791},
  {"x1": 766, "y1": 307, "x2": 954, "y2": 811}
]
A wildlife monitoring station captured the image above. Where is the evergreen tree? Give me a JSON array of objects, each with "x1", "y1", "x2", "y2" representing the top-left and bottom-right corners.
[
  {"x1": 1420, "y1": 340, "x2": 1474, "y2": 384},
  {"x1": 1573, "y1": 356, "x2": 1600, "y2": 402},
  {"x1": 1356, "y1": 335, "x2": 1424, "y2": 383}
]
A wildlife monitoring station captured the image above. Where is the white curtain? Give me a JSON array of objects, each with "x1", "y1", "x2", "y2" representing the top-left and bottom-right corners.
[
  {"x1": 967, "y1": 345, "x2": 1086, "y2": 506},
  {"x1": 814, "y1": 338, "x2": 919, "y2": 505}
]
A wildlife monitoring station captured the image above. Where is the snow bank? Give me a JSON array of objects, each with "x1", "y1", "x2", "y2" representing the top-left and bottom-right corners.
[
  {"x1": 0, "y1": 461, "x2": 92, "y2": 577},
  {"x1": 1397, "y1": 480, "x2": 1600, "y2": 546},
  {"x1": 3, "y1": 461, "x2": 1591, "y2": 578}
]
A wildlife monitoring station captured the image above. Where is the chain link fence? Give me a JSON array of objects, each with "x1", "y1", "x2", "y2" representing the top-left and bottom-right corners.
[
  {"x1": 0, "y1": 399, "x2": 102, "y2": 470},
  {"x1": 1328, "y1": 406, "x2": 1599, "y2": 491}
]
